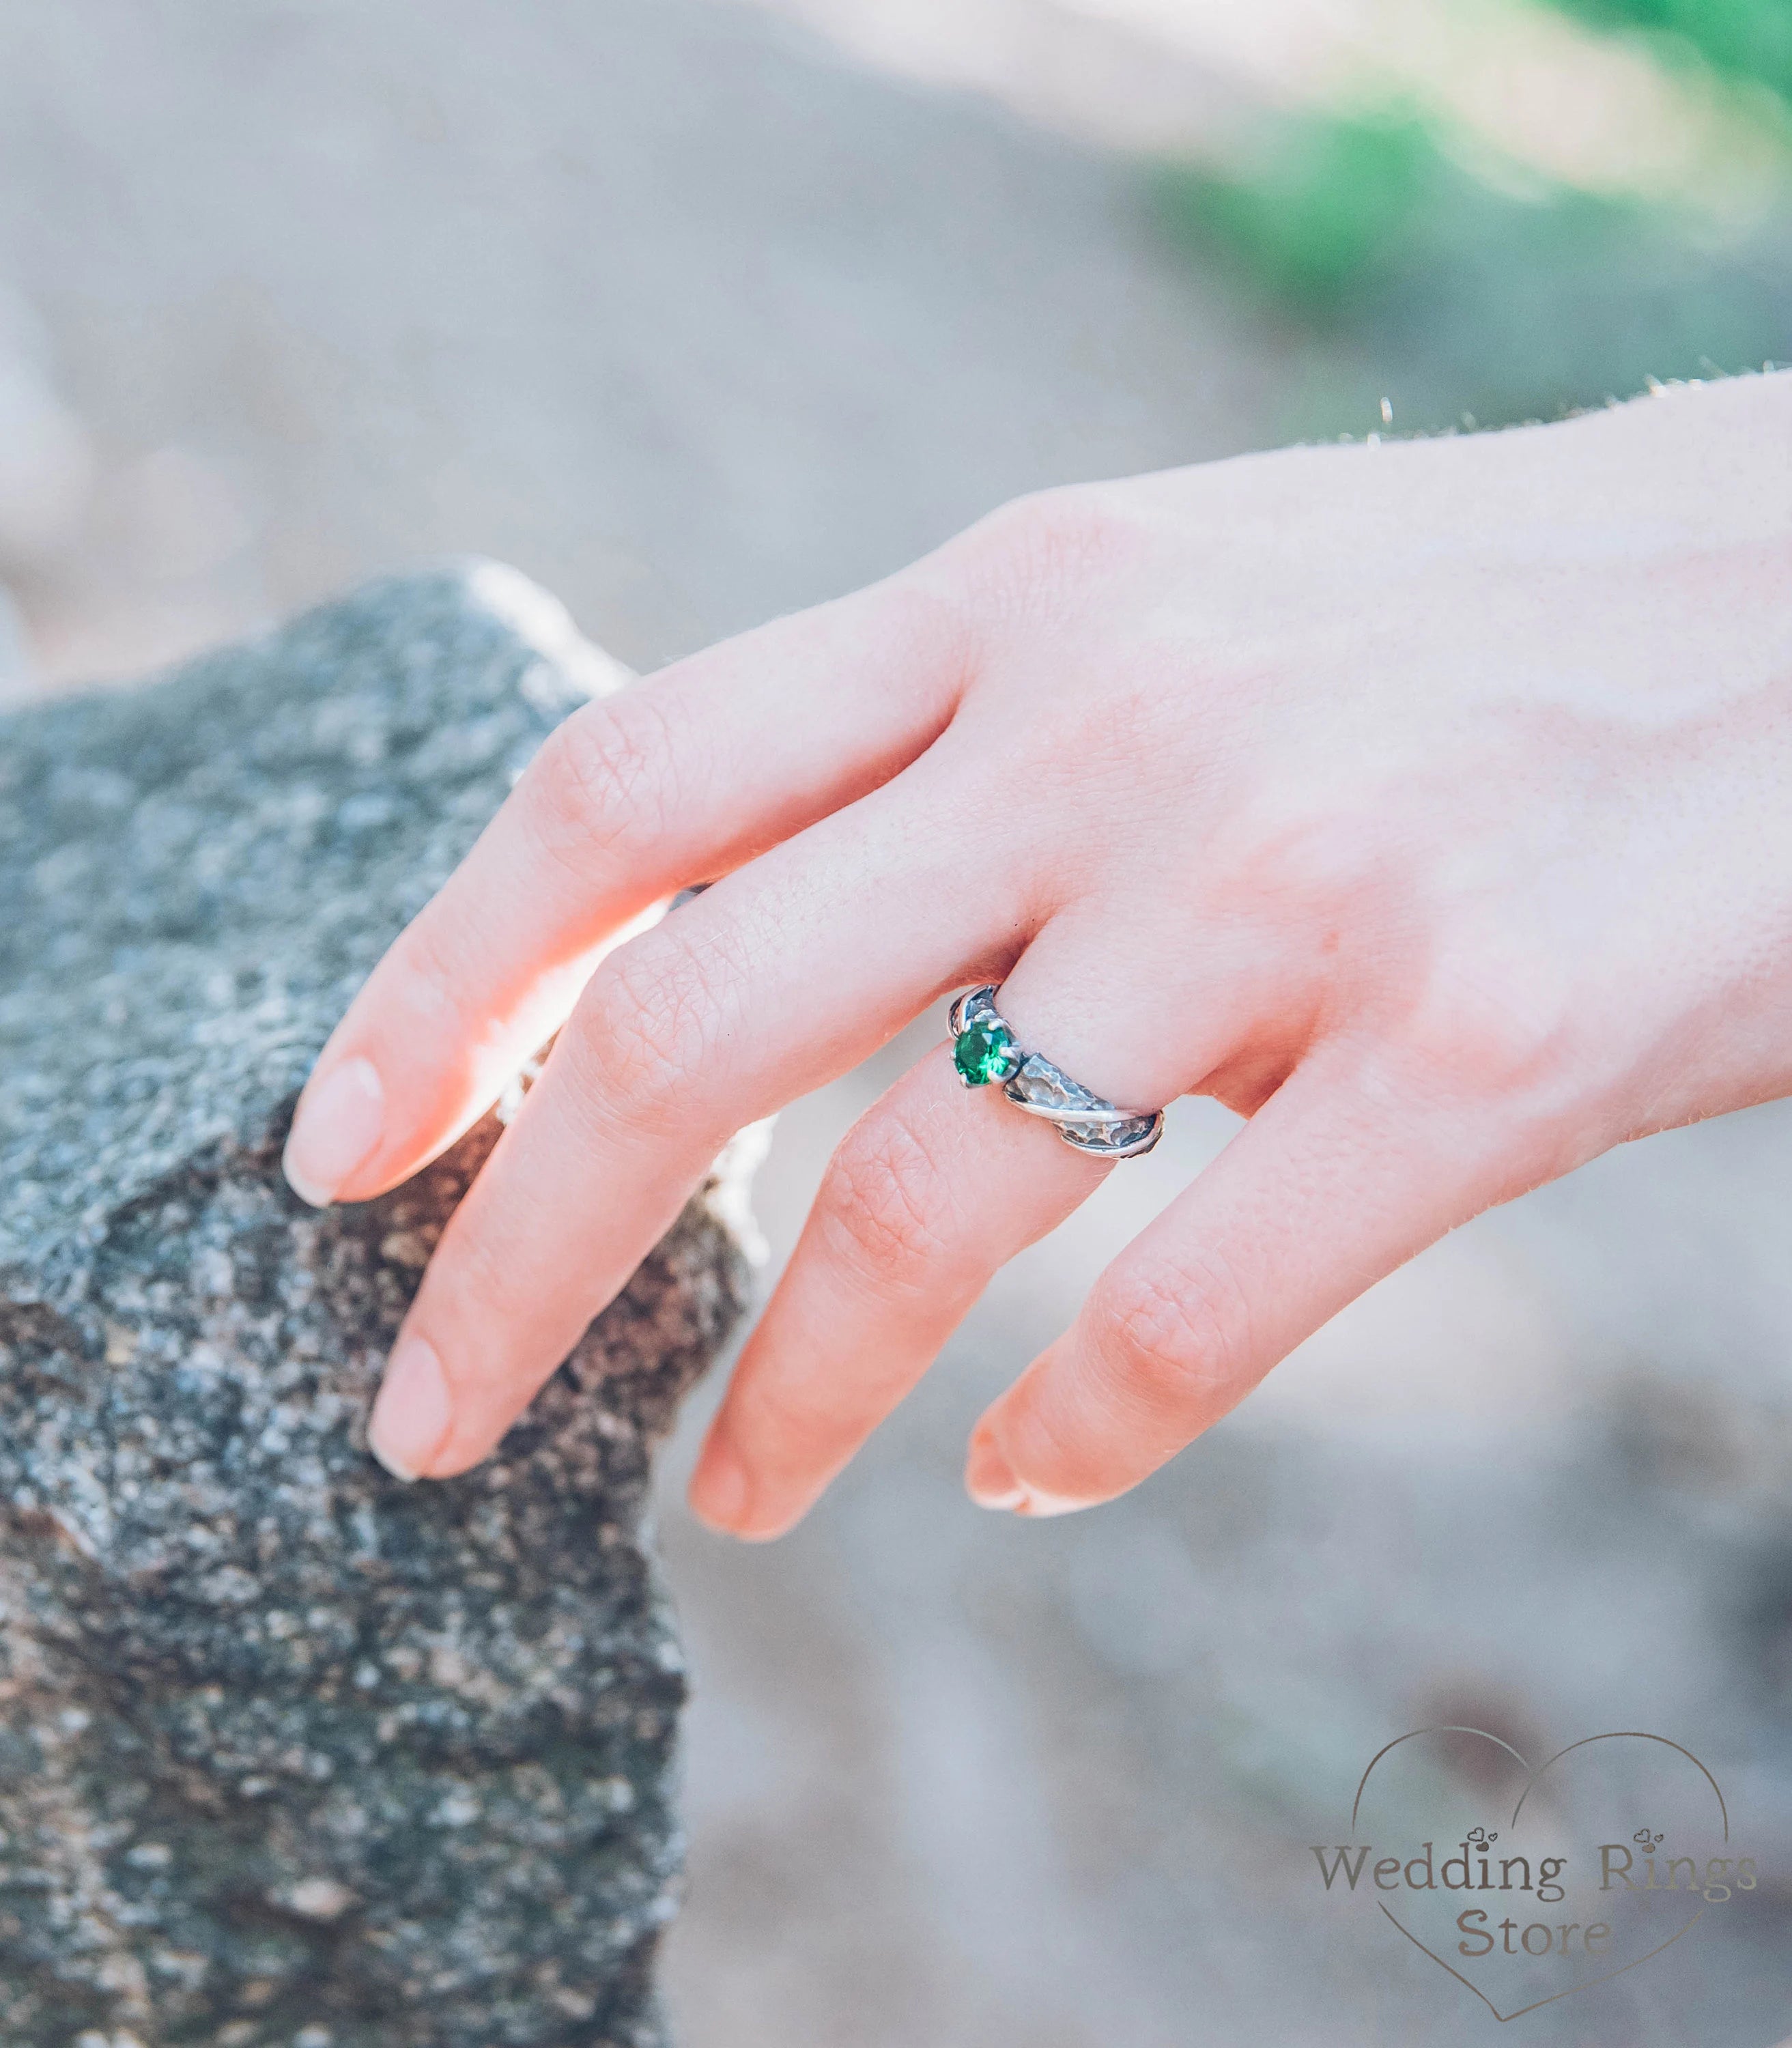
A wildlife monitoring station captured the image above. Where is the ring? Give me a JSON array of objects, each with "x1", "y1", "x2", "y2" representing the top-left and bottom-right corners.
[{"x1": 948, "y1": 986, "x2": 1165, "y2": 1158}]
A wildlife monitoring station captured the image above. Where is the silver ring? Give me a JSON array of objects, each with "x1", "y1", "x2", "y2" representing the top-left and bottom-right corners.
[{"x1": 948, "y1": 986, "x2": 1165, "y2": 1159}]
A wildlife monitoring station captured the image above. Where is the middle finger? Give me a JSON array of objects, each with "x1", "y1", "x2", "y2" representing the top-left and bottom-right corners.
[{"x1": 367, "y1": 764, "x2": 1027, "y2": 1480}]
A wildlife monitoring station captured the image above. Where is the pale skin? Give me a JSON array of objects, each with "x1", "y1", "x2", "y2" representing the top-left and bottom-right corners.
[{"x1": 283, "y1": 371, "x2": 1792, "y2": 1534}]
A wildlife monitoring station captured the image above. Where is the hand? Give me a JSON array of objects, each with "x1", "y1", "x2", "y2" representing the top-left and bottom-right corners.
[{"x1": 283, "y1": 372, "x2": 1792, "y2": 1533}]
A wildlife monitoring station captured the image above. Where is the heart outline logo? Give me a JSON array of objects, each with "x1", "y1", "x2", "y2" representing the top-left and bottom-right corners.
[{"x1": 1350, "y1": 1725, "x2": 1729, "y2": 2023}]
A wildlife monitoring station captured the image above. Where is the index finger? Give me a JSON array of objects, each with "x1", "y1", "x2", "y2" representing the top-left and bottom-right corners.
[
  {"x1": 367, "y1": 751, "x2": 1021, "y2": 1481},
  {"x1": 281, "y1": 577, "x2": 968, "y2": 1208}
]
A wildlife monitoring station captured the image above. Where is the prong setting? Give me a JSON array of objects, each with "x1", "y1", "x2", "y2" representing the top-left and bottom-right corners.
[{"x1": 947, "y1": 986, "x2": 1165, "y2": 1158}]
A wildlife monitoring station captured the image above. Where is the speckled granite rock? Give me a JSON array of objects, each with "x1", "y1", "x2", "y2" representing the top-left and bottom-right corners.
[{"x1": 0, "y1": 567, "x2": 756, "y2": 2047}]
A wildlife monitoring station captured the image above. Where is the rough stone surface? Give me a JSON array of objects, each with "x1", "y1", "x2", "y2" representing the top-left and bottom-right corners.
[{"x1": 0, "y1": 567, "x2": 756, "y2": 2046}]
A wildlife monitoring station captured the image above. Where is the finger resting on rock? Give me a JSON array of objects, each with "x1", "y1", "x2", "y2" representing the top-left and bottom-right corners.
[
  {"x1": 369, "y1": 779, "x2": 1026, "y2": 1481},
  {"x1": 286, "y1": 576, "x2": 969, "y2": 1210}
]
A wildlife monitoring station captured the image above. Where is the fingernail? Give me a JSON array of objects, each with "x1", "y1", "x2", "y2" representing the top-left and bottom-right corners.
[
  {"x1": 284, "y1": 1056, "x2": 384, "y2": 1207},
  {"x1": 368, "y1": 1334, "x2": 453, "y2": 1481},
  {"x1": 965, "y1": 1428, "x2": 1028, "y2": 1512},
  {"x1": 1009, "y1": 1485, "x2": 1091, "y2": 1520},
  {"x1": 967, "y1": 1428, "x2": 1094, "y2": 1517},
  {"x1": 689, "y1": 1438, "x2": 751, "y2": 1533}
]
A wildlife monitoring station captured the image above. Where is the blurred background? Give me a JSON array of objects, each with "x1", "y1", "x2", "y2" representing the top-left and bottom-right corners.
[{"x1": 3, "y1": 1, "x2": 1791, "y2": 2041}]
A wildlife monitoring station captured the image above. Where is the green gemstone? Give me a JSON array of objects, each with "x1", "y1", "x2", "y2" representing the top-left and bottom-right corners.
[{"x1": 955, "y1": 1018, "x2": 1019, "y2": 1087}]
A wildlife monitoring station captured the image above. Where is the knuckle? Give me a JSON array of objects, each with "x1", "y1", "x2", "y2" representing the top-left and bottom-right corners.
[
  {"x1": 427, "y1": 1219, "x2": 514, "y2": 1353},
  {"x1": 730, "y1": 1366, "x2": 832, "y2": 1468},
  {"x1": 523, "y1": 694, "x2": 678, "y2": 875},
  {"x1": 414, "y1": 1194, "x2": 533, "y2": 1373},
  {"x1": 387, "y1": 901, "x2": 477, "y2": 1032},
  {"x1": 947, "y1": 484, "x2": 1148, "y2": 625},
  {"x1": 1414, "y1": 978, "x2": 1560, "y2": 1090},
  {"x1": 1084, "y1": 1255, "x2": 1247, "y2": 1417},
  {"x1": 565, "y1": 931, "x2": 725, "y2": 1137},
  {"x1": 1386, "y1": 945, "x2": 1599, "y2": 1183},
  {"x1": 1402, "y1": 929, "x2": 1579, "y2": 1079},
  {"x1": 872, "y1": 571, "x2": 982, "y2": 689},
  {"x1": 815, "y1": 1107, "x2": 954, "y2": 1296}
]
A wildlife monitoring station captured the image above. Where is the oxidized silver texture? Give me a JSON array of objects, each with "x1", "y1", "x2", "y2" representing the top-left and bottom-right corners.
[{"x1": 949, "y1": 986, "x2": 1165, "y2": 1158}]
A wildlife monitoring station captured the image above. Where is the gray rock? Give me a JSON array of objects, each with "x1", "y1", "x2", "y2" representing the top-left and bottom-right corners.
[{"x1": 0, "y1": 567, "x2": 756, "y2": 2046}]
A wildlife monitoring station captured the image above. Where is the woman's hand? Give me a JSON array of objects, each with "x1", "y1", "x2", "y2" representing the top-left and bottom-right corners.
[{"x1": 283, "y1": 372, "x2": 1792, "y2": 1533}]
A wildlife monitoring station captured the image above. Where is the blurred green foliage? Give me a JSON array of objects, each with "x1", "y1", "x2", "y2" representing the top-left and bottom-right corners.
[
  {"x1": 1152, "y1": 3, "x2": 1791, "y2": 437},
  {"x1": 1555, "y1": 0, "x2": 1792, "y2": 106},
  {"x1": 1165, "y1": 114, "x2": 1439, "y2": 307}
]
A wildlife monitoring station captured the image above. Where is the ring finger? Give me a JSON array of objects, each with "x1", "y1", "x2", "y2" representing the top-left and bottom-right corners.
[
  {"x1": 687, "y1": 1042, "x2": 1105, "y2": 1539},
  {"x1": 691, "y1": 920, "x2": 1262, "y2": 1536}
]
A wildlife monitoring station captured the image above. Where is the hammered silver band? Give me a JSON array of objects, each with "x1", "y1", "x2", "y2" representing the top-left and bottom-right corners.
[{"x1": 948, "y1": 986, "x2": 1165, "y2": 1159}]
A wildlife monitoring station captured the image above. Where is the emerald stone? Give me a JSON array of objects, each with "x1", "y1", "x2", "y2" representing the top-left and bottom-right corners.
[{"x1": 955, "y1": 1018, "x2": 1019, "y2": 1087}]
